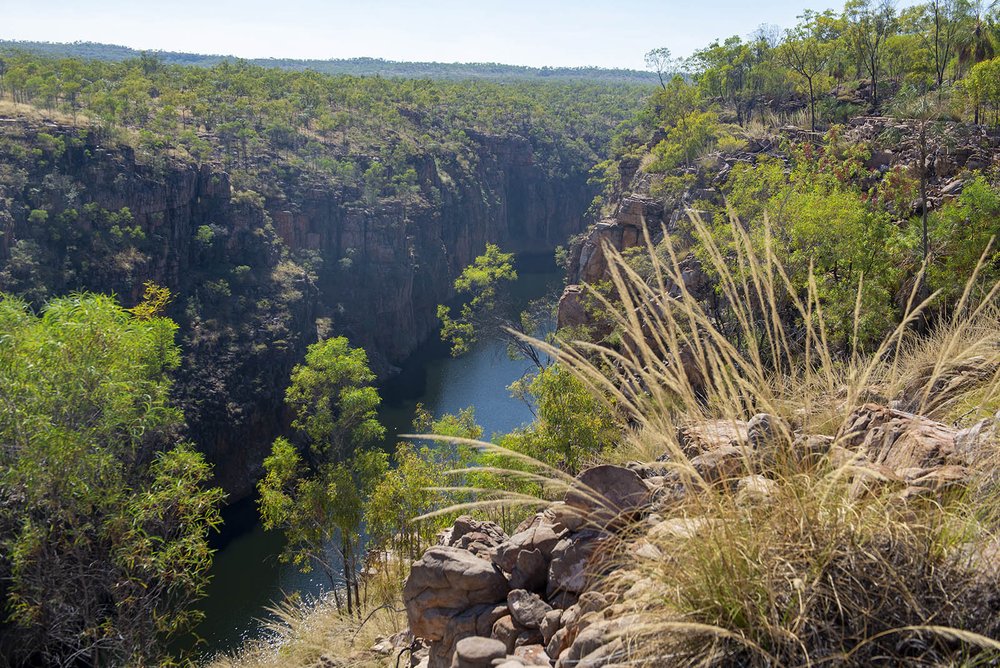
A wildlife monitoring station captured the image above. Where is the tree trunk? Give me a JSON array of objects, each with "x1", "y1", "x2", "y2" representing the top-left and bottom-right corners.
[{"x1": 808, "y1": 78, "x2": 816, "y2": 131}]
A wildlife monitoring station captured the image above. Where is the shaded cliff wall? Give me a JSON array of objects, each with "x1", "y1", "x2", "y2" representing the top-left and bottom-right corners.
[{"x1": 0, "y1": 121, "x2": 594, "y2": 498}]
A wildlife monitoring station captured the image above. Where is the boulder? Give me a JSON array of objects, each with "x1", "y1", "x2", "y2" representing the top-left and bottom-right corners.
[
  {"x1": 509, "y1": 547, "x2": 548, "y2": 592},
  {"x1": 451, "y1": 637, "x2": 506, "y2": 668},
  {"x1": 690, "y1": 445, "x2": 747, "y2": 485},
  {"x1": 548, "y1": 530, "x2": 609, "y2": 596},
  {"x1": 445, "y1": 516, "x2": 508, "y2": 558},
  {"x1": 404, "y1": 546, "x2": 510, "y2": 641},
  {"x1": 514, "y1": 643, "x2": 551, "y2": 665},
  {"x1": 677, "y1": 419, "x2": 749, "y2": 455},
  {"x1": 494, "y1": 516, "x2": 565, "y2": 572},
  {"x1": 540, "y1": 608, "x2": 563, "y2": 645},
  {"x1": 836, "y1": 404, "x2": 962, "y2": 472},
  {"x1": 563, "y1": 465, "x2": 650, "y2": 527},
  {"x1": 508, "y1": 589, "x2": 552, "y2": 629}
]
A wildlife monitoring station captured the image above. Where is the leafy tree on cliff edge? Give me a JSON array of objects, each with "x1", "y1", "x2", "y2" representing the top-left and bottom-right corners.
[
  {"x1": 438, "y1": 243, "x2": 547, "y2": 367},
  {"x1": 0, "y1": 286, "x2": 224, "y2": 666},
  {"x1": 257, "y1": 335, "x2": 387, "y2": 617}
]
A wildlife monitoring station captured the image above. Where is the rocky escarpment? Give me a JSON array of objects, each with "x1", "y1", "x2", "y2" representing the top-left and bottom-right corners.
[
  {"x1": 400, "y1": 382, "x2": 1000, "y2": 667},
  {"x1": 557, "y1": 116, "x2": 1000, "y2": 333},
  {"x1": 0, "y1": 119, "x2": 595, "y2": 498}
]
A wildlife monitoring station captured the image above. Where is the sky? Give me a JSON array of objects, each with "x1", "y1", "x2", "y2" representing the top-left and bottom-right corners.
[{"x1": 4, "y1": 0, "x2": 887, "y2": 69}]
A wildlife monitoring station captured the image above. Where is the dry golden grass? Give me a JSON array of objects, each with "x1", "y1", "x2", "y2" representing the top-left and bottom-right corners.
[
  {"x1": 203, "y1": 558, "x2": 411, "y2": 668},
  {"x1": 214, "y1": 210, "x2": 1000, "y2": 667},
  {"x1": 553, "y1": 216, "x2": 1000, "y2": 667},
  {"x1": 435, "y1": 211, "x2": 1000, "y2": 666},
  {"x1": 204, "y1": 597, "x2": 406, "y2": 668},
  {"x1": 0, "y1": 97, "x2": 94, "y2": 127}
]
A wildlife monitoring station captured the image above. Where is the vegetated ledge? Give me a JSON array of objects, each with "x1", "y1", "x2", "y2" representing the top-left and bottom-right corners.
[{"x1": 0, "y1": 112, "x2": 596, "y2": 500}]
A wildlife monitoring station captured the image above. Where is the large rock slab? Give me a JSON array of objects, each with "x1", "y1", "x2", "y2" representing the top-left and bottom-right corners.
[
  {"x1": 404, "y1": 546, "x2": 510, "y2": 641},
  {"x1": 676, "y1": 419, "x2": 749, "y2": 455},
  {"x1": 836, "y1": 404, "x2": 962, "y2": 472},
  {"x1": 563, "y1": 465, "x2": 650, "y2": 528}
]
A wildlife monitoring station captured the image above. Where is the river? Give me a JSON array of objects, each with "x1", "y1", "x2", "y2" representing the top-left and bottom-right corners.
[{"x1": 187, "y1": 255, "x2": 562, "y2": 661}]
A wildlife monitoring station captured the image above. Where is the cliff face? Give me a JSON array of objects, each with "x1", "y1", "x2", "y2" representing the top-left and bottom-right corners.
[{"x1": 0, "y1": 120, "x2": 594, "y2": 498}]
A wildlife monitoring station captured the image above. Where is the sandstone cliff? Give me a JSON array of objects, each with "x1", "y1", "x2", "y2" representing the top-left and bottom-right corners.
[{"x1": 0, "y1": 119, "x2": 595, "y2": 498}]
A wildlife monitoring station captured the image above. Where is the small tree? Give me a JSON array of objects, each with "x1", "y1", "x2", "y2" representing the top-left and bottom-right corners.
[
  {"x1": 645, "y1": 47, "x2": 675, "y2": 90},
  {"x1": 438, "y1": 244, "x2": 546, "y2": 366},
  {"x1": 846, "y1": 0, "x2": 898, "y2": 110},
  {"x1": 0, "y1": 292, "x2": 223, "y2": 666},
  {"x1": 781, "y1": 13, "x2": 836, "y2": 131},
  {"x1": 258, "y1": 336, "x2": 386, "y2": 617}
]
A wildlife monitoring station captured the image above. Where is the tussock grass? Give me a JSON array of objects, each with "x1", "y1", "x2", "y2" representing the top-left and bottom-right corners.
[
  {"x1": 435, "y1": 211, "x2": 1000, "y2": 666},
  {"x1": 203, "y1": 561, "x2": 409, "y2": 668}
]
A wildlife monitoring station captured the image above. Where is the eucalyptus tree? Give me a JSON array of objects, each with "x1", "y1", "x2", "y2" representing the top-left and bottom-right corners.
[
  {"x1": 0, "y1": 289, "x2": 223, "y2": 666},
  {"x1": 846, "y1": 0, "x2": 899, "y2": 109},
  {"x1": 257, "y1": 335, "x2": 387, "y2": 617}
]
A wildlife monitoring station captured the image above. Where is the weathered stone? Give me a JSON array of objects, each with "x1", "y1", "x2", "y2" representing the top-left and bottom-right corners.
[
  {"x1": 677, "y1": 419, "x2": 749, "y2": 455},
  {"x1": 451, "y1": 636, "x2": 506, "y2": 668},
  {"x1": 540, "y1": 609, "x2": 563, "y2": 645},
  {"x1": 509, "y1": 548, "x2": 548, "y2": 592},
  {"x1": 548, "y1": 531, "x2": 608, "y2": 596},
  {"x1": 514, "y1": 628, "x2": 545, "y2": 649},
  {"x1": 564, "y1": 465, "x2": 650, "y2": 526},
  {"x1": 893, "y1": 358, "x2": 998, "y2": 415},
  {"x1": 404, "y1": 546, "x2": 510, "y2": 641},
  {"x1": 690, "y1": 445, "x2": 747, "y2": 485},
  {"x1": 546, "y1": 627, "x2": 570, "y2": 660},
  {"x1": 836, "y1": 404, "x2": 962, "y2": 472},
  {"x1": 648, "y1": 517, "x2": 713, "y2": 541},
  {"x1": 549, "y1": 502, "x2": 588, "y2": 532},
  {"x1": 736, "y1": 474, "x2": 778, "y2": 504},
  {"x1": 747, "y1": 413, "x2": 791, "y2": 449},
  {"x1": 513, "y1": 643, "x2": 551, "y2": 665},
  {"x1": 494, "y1": 517, "x2": 565, "y2": 572},
  {"x1": 555, "y1": 616, "x2": 638, "y2": 668},
  {"x1": 445, "y1": 516, "x2": 508, "y2": 558},
  {"x1": 493, "y1": 615, "x2": 519, "y2": 654},
  {"x1": 508, "y1": 589, "x2": 553, "y2": 629}
]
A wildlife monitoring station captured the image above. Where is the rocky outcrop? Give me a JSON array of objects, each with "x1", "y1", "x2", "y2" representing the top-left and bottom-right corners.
[
  {"x1": 0, "y1": 120, "x2": 595, "y2": 499},
  {"x1": 402, "y1": 386, "x2": 1000, "y2": 667},
  {"x1": 403, "y1": 464, "x2": 650, "y2": 668}
]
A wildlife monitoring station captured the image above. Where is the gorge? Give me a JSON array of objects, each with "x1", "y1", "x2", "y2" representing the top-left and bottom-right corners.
[{"x1": 0, "y1": 114, "x2": 600, "y2": 501}]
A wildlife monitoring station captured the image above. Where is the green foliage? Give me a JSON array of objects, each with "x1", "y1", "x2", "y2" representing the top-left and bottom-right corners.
[
  {"x1": 0, "y1": 292, "x2": 223, "y2": 666},
  {"x1": 366, "y1": 407, "x2": 482, "y2": 561},
  {"x1": 258, "y1": 335, "x2": 386, "y2": 615},
  {"x1": 438, "y1": 244, "x2": 517, "y2": 356},
  {"x1": 713, "y1": 135, "x2": 909, "y2": 348},
  {"x1": 928, "y1": 176, "x2": 1000, "y2": 297},
  {"x1": 283, "y1": 336, "x2": 384, "y2": 459},
  {"x1": 504, "y1": 364, "x2": 619, "y2": 472}
]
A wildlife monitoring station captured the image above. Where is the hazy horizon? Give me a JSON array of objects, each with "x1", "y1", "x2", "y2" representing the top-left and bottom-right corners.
[{"x1": 4, "y1": 0, "x2": 873, "y2": 71}]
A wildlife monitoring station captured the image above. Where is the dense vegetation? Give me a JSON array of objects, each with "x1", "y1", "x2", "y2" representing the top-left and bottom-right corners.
[
  {"x1": 0, "y1": 40, "x2": 659, "y2": 84},
  {"x1": 0, "y1": 286, "x2": 223, "y2": 665},
  {"x1": 8, "y1": 0, "x2": 1000, "y2": 666}
]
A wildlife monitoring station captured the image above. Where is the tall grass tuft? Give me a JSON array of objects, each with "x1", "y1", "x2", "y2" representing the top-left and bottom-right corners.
[{"x1": 435, "y1": 211, "x2": 1000, "y2": 666}]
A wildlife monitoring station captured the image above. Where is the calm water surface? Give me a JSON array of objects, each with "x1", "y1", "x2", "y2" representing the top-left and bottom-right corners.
[{"x1": 188, "y1": 257, "x2": 561, "y2": 660}]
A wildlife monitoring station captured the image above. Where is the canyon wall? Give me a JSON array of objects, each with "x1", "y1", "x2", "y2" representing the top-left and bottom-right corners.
[{"x1": 0, "y1": 120, "x2": 595, "y2": 498}]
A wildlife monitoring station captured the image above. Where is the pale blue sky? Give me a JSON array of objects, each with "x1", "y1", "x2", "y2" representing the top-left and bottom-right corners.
[{"x1": 3, "y1": 0, "x2": 890, "y2": 69}]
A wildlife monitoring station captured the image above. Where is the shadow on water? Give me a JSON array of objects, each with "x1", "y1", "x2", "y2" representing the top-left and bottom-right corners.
[{"x1": 184, "y1": 253, "x2": 563, "y2": 661}]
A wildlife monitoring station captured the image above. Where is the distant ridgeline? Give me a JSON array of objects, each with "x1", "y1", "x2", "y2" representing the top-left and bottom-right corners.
[{"x1": 0, "y1": 40, "x2": 659, "y2": 84}]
